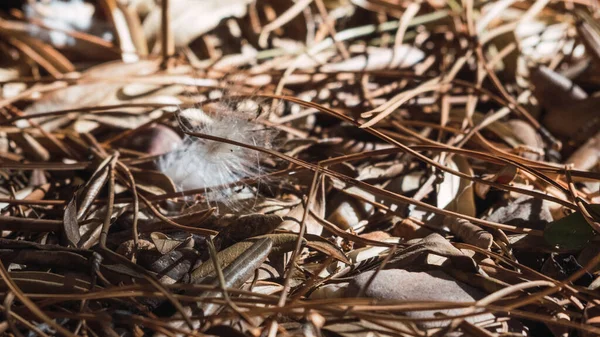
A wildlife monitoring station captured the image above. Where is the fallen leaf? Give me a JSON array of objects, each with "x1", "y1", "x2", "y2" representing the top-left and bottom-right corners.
[
  {"x1": 544, "y1": 204, "x2": 599, "y2": 250},
  {"x1": 63, "y1": 194, "x2": 80, "y2": 247},
  {"x1": 150, "y1": 232, "x2": 189, "y2": 254}
]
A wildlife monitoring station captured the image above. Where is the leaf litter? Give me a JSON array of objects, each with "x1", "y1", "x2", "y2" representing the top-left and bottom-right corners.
[{"x1": 0, "y1": 0, "x2": 600, "y2": 336}]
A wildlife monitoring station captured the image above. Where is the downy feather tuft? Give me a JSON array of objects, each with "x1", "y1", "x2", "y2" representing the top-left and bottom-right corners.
[{"x1": 158, "y1": 105, "x2": 275, "y2": 208}]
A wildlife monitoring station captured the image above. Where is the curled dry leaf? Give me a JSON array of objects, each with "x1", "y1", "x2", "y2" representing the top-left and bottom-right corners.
[
  {"x1": 356, "y1": 230, "x2": 391, "y2": 246},
  {"x1": 443, "y1": 216, "x2": 493, "y2": 250},
  {"x1": 62, "y1": 194, "x2": 80, "y2": 247},
  {"x1": 392, "y1": 217, "x2": 434, "y2": 240},
  {"x1": 389, "y1": 233, "x2": 478, "y2": 272},
  {"x1": 279, "y1": 184, "x2": 326, "y2": 235},
  {"x1": 567, "y1": 131, "x2": 600, "y2": 171},
  {"x1": 131, "y1": 168, "x2": 177, "y2": 195},
  {"x1": 192, "y1": 232, "x2": 348, "y2": 282},
  {"x1": 475, "y1": 164, "x2": 519, "y2": 199},
  {"x1": 326, "y1": 186, "x2": 375, "y2": 230},
  {"x1": 190, "y1": 239, "x2": 266, "y2": 282},
  {"x1": 164, "y1": 238, "x2": 274, "y2": 334},
  {"x1": 75, "y1": 155, "x2": 113, "y2": 221},
  {"x1": 197, "y1": 237, "x2": 273, "y2": 314},
  {"x1": 438, "y1": 156, "x2": 476, "y2": 218},
  {"x1": 150, "y1": 232, "x2": 192, "y2": 254},
  {"x1": 137, "y1": 247, "x2": 198, "y2": 284},
  {"x1": 142, "y1": 0, "x2": 251, "y2": 48},
  {"x1": 216, "y1": 213, "x2": 283, "y2": 248},
  {"x1": 504, "y1": 119, "x2": 544, "y2": 160}
]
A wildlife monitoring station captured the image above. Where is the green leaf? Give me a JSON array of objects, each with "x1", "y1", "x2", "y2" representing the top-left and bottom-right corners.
[{"x1": 544, "y1": 204, "x2": 599, "y2": 250}]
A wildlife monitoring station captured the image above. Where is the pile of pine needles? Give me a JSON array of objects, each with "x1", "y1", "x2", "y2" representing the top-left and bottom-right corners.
[{"x1": 1, "y1": 0, "x2": 600, "y2": 336}]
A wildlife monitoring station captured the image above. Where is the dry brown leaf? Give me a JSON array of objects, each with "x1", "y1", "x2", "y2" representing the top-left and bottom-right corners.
[{"x1": 142, "y1": 0, "x2": 251, "y2": 48}]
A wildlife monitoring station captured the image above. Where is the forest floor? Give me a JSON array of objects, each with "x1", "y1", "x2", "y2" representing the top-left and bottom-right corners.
[{"x1": 0, "y1": 0, "x2": 600, "y2": 336}]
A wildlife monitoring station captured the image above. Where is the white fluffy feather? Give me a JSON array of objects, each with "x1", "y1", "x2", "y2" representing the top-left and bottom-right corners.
[
  {"x1": 158, "y1": 107, "x2": 274, "y2": 205},
  {"x1": 24, "y1": 0, "x2": 112, "y2": 48}
]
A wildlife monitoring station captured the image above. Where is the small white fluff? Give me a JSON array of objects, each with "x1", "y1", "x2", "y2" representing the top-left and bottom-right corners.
[
  {"x1": 158, "y1": 106, "x2": 275, "y2": 205},
  {"x1": 24, "y1": 0, "x2": 112, "y2": 48}
]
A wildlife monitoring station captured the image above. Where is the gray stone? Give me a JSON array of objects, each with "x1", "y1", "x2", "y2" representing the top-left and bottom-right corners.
[{"x1": 346, "y1": 269, "x2": 495, "y2": 328}]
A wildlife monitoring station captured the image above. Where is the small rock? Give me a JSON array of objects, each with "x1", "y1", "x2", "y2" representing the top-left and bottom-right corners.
[{"x1": 346, "y1": 269, "x2": 494, "y2": 328}]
